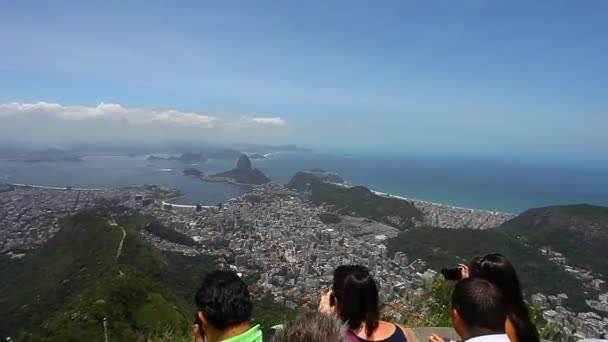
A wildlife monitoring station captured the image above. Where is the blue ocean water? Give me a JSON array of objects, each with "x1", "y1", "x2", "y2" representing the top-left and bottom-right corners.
[
  {"x1": 251, "y1": 152, "x2": 608, "y2": 213},
  {"x1": 0, "y1": 156, "x2": 248, "y2": 206},
  {"x1": 1, "y1": 152, "x2": 607, "y2": 213}
]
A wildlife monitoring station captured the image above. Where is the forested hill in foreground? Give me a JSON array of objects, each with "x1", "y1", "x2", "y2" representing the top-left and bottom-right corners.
[
  {"x1": 387, "y1": 226, "x2": 588, "y2": 311},
  {"x1": 0, "y1": 210, "x2": 294, "y2": 341},
  {"x1": 500, "y1": 204, "x2": 608, "y2": 278},
  {"x1": 387, "y1": 203, "x2": 608, "y2": 314}
]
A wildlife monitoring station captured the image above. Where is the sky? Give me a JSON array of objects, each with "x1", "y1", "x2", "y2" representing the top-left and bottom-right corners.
[{"x1": 0, "y1": 0, "x2": 606, "y2": 158}]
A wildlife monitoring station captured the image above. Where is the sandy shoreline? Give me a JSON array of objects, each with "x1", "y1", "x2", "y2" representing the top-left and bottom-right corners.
[{"x1": 371, "y1": 189, "x2": 515, "y2": 216}]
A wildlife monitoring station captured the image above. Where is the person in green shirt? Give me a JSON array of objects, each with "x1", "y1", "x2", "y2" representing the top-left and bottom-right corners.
[{"x1": 194, "y1": 270, "x2": 263, "y2": 342}]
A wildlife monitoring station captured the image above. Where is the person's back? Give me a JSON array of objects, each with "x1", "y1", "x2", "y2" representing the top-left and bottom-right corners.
[
  {"x1": 322, "y1": 265, "x2": 413, "y2": 342},
  {"x1": 348, "y1": 320, "x2": 409, "y2": 342}
]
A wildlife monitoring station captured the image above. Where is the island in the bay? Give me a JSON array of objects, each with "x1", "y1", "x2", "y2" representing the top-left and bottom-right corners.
[{"x1": 207, "y1": 154, "x2": 270, "y2": 185}]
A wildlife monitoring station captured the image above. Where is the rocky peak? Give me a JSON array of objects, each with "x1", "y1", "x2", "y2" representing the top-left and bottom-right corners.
[{"x1": 236, "y1": 154, "x2": 253, "y2": 171}]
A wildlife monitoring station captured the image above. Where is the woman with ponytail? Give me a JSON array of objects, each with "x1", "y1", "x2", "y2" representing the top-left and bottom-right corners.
[
  {"x1": 319, "y1": 265, "x2": 413, "y2": 342},
  {"x1": 466, "y1": 254, "x2": 540, "y2": 342}
]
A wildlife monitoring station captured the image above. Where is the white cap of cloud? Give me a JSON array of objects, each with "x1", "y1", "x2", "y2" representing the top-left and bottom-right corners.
[{"x1": 0, "y1": 101, "x2": 287, "y2": 143}]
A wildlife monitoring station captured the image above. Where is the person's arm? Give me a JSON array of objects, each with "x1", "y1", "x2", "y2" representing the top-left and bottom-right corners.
[{"x1": 194, "y1": 324, "x2": 204, "y2": 342}]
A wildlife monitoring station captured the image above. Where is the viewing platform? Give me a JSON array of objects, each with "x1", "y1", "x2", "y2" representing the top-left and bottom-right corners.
[{"x1": 409, "y1": 328, "x2": 458, "y2": 342}]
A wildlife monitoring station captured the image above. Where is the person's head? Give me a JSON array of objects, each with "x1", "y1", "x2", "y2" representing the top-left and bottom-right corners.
[
  {"x1": 195, "y1": 270, "x2": 253, "y2": 342},
  {"x1": 331, "y1": 265, "x2": 379, "y2": 337},
  {"x1": 470, "y1": 254, "x2": 523, "y2": 308},
  {"x1": 451, "y1": 277, "x2": 508, "y2": 340},
  {"x1": 272, "y1": 312, "x2": 347, "y2": 342},
  {"x1": 470, "y1": 254, "x2": 539, "y2": 342}
]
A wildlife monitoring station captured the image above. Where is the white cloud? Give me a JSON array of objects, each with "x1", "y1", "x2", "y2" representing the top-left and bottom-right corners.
[
  {"x1": 251, "y1": 117, "x2": 286, "y2": 126},
  {"x1": 0, "y1": 102, "x2": 287, "y2": 143},
  {"x1": 0, "y1": 102, "x2": 220, "y2": 128}
]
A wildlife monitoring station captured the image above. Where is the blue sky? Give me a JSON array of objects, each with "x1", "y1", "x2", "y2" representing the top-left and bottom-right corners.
[{"x1": 0, "y1": 0, "x2": 606, "y2": 157}]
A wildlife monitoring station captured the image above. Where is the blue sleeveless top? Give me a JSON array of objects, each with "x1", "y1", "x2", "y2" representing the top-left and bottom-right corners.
[{"x1": 351, "y1": 324, "x2": 407, "y2": 342}]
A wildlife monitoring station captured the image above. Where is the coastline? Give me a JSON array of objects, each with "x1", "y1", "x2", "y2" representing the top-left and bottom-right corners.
[
  {"x1": 320, "y1": 181, "x2": 515, "y2": 229},
  {"x1": 10, "y1": 183, "x2": 103, "y2": 191},
  {"x1": 327, "y1": 180, "x2": 515, "y2": 216},
  {"x1": 160, "y1": 200, "x2": 218, "y2": 209},
  {"x1": 371, "y1": 189, "x2": 516, "y2": 216}
]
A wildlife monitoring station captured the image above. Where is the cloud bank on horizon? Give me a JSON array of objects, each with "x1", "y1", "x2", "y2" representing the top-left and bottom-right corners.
[
  {"x1": 0, "y1": 102, "x2": 288, "y2": 145},
  {"x1": 0, "y1": 1, "x2": 607, "y2": 156}
]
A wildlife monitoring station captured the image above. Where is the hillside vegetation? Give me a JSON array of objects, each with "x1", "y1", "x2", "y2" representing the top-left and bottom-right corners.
[
  {"x1": 0, "y1": 209, "x2": 298, "y2": 341},
  {"x1": 0, "y1": 211, "x2": 217, "y2": 341},
  {"x1": 501, "y1": 204, "x2": 608, "y2": 277},
  {"x1": 288, "y1": 172, "x2": 423, "y2": 229},
  {"x1": 387, "y1": 226, "x2": 588, "y2": 312}
]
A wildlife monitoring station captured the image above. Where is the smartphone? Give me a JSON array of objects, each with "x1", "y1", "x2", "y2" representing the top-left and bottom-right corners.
[{"x1": 441, "y1": 267, "x2": 462, "y2": 281}]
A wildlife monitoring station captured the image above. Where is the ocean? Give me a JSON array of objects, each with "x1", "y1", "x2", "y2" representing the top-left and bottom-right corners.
[{"x1": 1, "y1": 152, "x2": 607, "y2": 213}]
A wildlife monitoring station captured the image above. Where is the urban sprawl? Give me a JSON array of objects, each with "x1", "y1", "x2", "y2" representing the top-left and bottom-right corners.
[{"x1": 0, "y1": 183, "x2": 606, "y2": 340}]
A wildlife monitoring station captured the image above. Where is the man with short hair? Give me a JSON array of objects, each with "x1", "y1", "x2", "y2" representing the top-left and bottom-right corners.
[
  {"x1": 430, "y1": 277, "x2": 510, "y2": 342},
  {"x1": 195, "y1": 270, "x2": 262, "y2": 342}
]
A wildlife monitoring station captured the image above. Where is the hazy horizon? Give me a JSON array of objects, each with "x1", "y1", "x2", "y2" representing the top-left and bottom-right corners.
[{"x1": 1, "y1": 1, "x2": 607, "y2": 159}]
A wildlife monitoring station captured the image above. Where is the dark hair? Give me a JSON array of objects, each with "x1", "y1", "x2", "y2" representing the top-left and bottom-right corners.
[
  {"x1": 471, "y1": 254, "x2": 540, "y2": 342},
  {"x1": 195, "y1": 270, "x2": 253, "y2": 331},
  {"x1": 452, "y1": 277, "x2": 507, "y2": 333},
  {"x1": 332, "y1": 265, "x2": 379, "y2": 337}
]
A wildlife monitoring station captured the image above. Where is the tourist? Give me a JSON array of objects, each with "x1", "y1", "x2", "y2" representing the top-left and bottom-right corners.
[
  {"x1": 459, "y1": 254, "x2": 539, "y2": 342},
  {"x1": 319, "y1": 265, "x2": 414, "y2": 342},
  {"x1": 429, "y1": 277, "x2": 510, "y2": 342},
  {"x1": 272, "y1": 312, "x2": 348, "y2": 342},
  {"x1": 194, "y1": 270, "x2": 262, "y2": 342}
]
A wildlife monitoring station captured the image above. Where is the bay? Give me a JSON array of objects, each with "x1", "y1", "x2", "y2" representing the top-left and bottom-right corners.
[{"x1": 1, "y1": 152, "x2": 607, "y2": 213}]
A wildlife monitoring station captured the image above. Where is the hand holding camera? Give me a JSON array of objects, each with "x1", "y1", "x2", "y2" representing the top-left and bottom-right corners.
[{"x1": 441, "y1": 264, "x2": 470, "y2": 281}]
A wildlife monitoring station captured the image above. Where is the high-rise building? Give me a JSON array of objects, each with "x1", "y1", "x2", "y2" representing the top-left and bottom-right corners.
[{"x1": 378, "y1": 245, "x2": 387, "y2": 258}]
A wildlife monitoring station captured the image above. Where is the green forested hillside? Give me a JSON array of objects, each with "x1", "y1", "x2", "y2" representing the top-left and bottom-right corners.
[
  {"x1": 0, "y1": 211, "x2": 216, "y2": 341},
  {"x1": 500, "y1": 204, "x2": 608, "y2": 277},
  {"x1": 387, "y1": 226, "x2": 588, "y2": 312},
  {"x1": 288, "y1": 172, "x2": 423, "y2": 229},
  {"x1": 0, "y1": 209, "x2": 298, "y2": 341}
]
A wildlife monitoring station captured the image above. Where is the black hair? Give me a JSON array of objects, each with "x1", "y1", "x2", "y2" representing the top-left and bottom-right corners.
[
  {"x1": 471, "y1": 254, "x2": 540, "y2": 342},
  {"x1": 332, "y1": 265, "x2": 379, "y2": 337},
  {"x1": 452, "y1": 277, "x2": 507, "y2": 333},
  {"x1": 195, "y1": 270, "x2": 253, "y2": 331}
]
